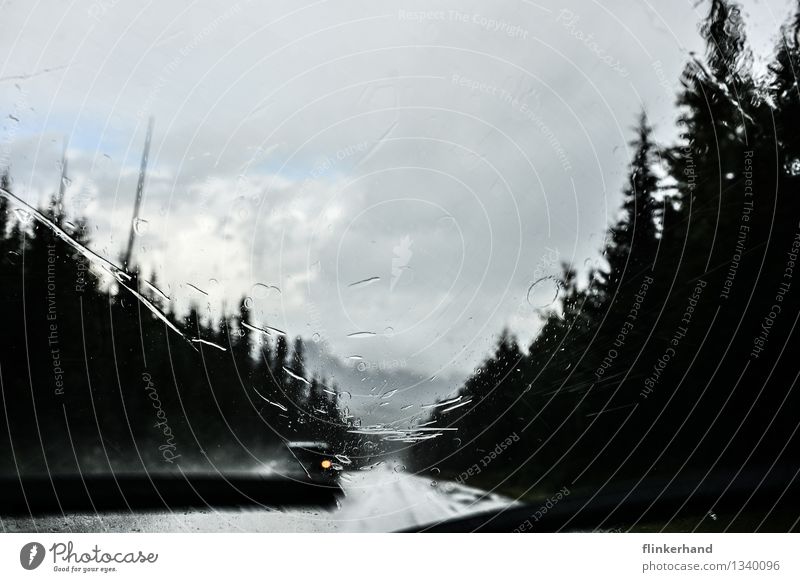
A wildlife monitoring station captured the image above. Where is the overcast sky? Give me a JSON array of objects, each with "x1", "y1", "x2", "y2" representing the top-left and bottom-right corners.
[{"x1": 0, "y1": 0, "x2": 794, "y2": 415}]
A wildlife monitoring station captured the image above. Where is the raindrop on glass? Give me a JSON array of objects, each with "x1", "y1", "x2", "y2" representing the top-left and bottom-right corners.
[
  {"x1": 526, "y1": 276, "x2": 561, "y2": 309},
  {"x1": 348, "y1": 276, "x2": 380, "y2": 289},
  {"x1": 251, "y1": 282, "x2": 281, "y2": 298},
  {"x1": 13, "y1": 208, "x2": 31, "y2": 224},
  {"x1": 133, "y1": 218, "x2": 149, "y2": 234},
  {"x1": 348, "y1": 331, "x2": 376, "y2": 339}
]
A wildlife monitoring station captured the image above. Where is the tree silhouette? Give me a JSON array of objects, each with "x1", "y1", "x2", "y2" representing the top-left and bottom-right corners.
[
  {"x1": 0, "y1": 180, "x2": 356, "y2": 475},
  {"x1": 410, "y1": 1, "x2": 800, "y2": 530}
]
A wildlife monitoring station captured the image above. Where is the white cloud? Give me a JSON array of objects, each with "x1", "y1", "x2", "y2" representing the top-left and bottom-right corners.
[{"x1": 1, "y1": 0, "x2": 793, "y2": 394}]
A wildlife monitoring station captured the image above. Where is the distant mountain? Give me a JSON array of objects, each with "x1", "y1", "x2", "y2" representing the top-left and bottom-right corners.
[{"x1": 301, "y1": 339, "x2": 465, "y2": 426}]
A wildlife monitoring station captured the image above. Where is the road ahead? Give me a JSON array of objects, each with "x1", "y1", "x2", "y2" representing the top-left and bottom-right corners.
[
  {"x1": 333, "y1": 466, "x2": 514, "y2": 532},
  {"x1": 2, "y1": 466, "x2": 515, "y2": 533}
]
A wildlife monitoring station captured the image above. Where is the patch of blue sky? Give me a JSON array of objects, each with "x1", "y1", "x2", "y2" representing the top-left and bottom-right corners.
[
  {"x1": 253, "y1": 148, "x2": 362, "y2": 182},
  {"x1": 28, "y1": 112, "x2": 147, "y2": 165}
]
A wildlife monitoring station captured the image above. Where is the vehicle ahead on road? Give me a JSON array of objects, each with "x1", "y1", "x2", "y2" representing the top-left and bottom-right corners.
[{"x1": 286, "y1": 441, "x2": 339, "y2": 485}]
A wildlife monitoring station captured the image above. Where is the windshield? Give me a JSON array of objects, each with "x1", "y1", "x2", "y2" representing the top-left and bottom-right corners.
[{"x1": 1, "y1": 0, "x2": 798, "y2": 534}]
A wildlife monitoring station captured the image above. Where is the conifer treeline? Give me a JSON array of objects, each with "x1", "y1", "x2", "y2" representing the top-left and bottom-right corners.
[
  {"x1": 412, "y1": 0, "x2": 800, "y2": 501},
  {"x1": 0, "y1": 180, "x2": 356, "y2": 473}
]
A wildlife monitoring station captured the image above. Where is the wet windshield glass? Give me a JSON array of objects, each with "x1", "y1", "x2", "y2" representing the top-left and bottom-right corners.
[{"x1": 1, "y1": 0, "x2": 799, "y2": 533}]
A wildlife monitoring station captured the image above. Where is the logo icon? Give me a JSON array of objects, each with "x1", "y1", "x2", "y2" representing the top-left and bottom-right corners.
[{"x1": 20, "y1": 542, "x2": 45, "y2": 570}]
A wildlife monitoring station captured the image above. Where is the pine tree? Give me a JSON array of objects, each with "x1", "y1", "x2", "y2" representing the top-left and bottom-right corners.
[
  {"x1": 603, "y1": 113, "x2": 660, "y2": 289},
  {"x1": 668, "y1": 0, "x2": 755, "y2": 278},
  {"x1": 770, "y1": 2, "x2": 800, "y2": 182}
]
